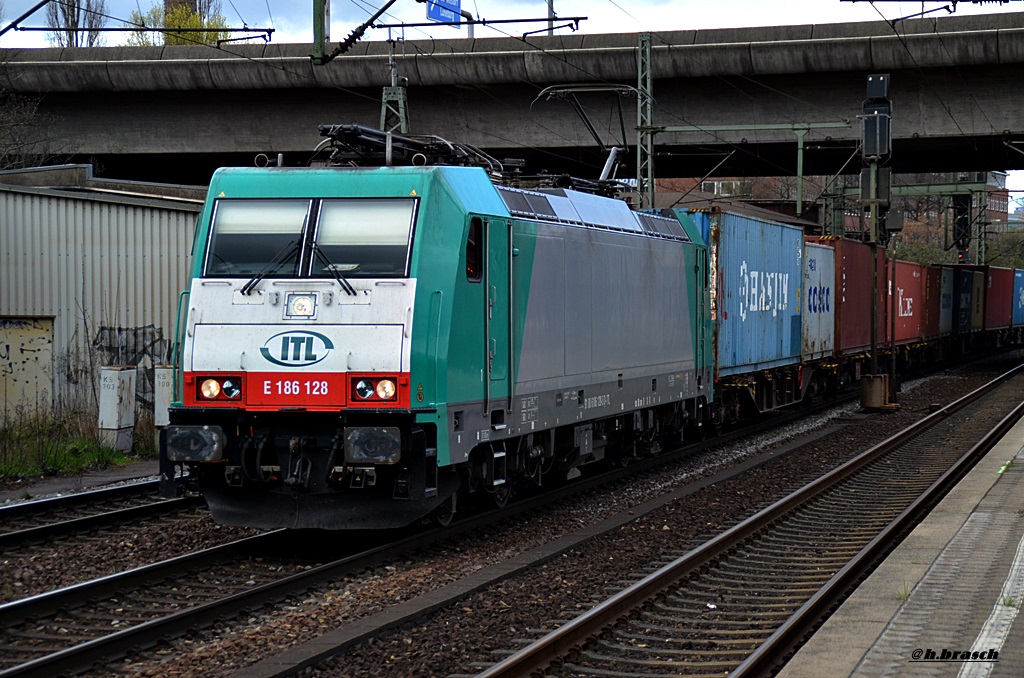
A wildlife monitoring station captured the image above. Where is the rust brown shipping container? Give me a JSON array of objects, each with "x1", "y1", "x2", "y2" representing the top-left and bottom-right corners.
[
  {"x1": 886, "y1": 260, "x2": 925, "y2": 345},
  {"x1": 807, "y1": 237, "x2": 885, "y2": 357}
]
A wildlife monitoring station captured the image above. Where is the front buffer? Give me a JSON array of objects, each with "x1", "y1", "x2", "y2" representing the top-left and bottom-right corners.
[{"x1": 166, "y1": 410, "x2": 456, "y2": 530}]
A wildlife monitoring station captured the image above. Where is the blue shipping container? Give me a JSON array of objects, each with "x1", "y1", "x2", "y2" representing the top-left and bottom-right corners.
[
  {"x1": 951, "y1": 267, "x2": 974, "y2": 334},
  {"x1": 1014, "y1": 270, "x2": 1024, "y2": 327},
  {"x1": 687, "y1": 209, "x2": 804, "y2": 378},
  {"x1": 938, "y1": 266, "x2": 954, "y2": 336}
]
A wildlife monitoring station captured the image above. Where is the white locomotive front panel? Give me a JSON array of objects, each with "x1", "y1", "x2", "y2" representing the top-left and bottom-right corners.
[
  {"x1": 162, "y1": 276, "x2": 418, "y2": 478},
  {"x1": 180, "y1": 278, "x2": 415, "y2": 412}
]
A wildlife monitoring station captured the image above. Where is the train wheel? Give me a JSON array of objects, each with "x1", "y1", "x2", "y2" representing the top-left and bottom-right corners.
[
  {"x1": 433, "y1": 495, "x2": 456, "y2": 527},
  {"x1": 491, "y1": 484, "x2": 511, "y2": 508}
]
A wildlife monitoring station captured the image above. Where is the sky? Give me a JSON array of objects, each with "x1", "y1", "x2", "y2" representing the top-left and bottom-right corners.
[
  {"x1": 2, "y1": 1, "x2": 1024, "y2": 47},
  {"x1": 2, "y1": 0, "x2": 1023, "y2": 204}
]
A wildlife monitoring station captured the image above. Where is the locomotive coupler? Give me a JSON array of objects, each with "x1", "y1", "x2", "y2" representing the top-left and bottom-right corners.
[{"x1": 282, "y1": 436, "x2": 313, "y2": 489}]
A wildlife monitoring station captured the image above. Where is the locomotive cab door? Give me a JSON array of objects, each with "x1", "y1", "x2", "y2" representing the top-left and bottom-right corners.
[{"x1": 484, "y1": 217, "x2": 512, "y2": 422}]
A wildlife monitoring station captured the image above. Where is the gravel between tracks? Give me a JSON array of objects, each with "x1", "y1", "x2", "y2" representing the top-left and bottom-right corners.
[
  {"x1": 82, "y1": 366, "x2": 1002, "y2": 677},
  {"x1": 0, "y1": 512, "x2": 259, "y2": 603}
]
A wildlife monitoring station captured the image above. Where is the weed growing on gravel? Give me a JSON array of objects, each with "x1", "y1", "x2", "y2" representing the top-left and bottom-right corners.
[
  {"x1": 0, "y1": 409, "x2": 140, "y2": 481},
  {"x1": 1002, "y1": 596, "x2": 1017, "y2": 608}
]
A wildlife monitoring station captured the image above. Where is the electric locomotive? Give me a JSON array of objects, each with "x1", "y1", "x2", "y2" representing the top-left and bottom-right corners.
[{"x1": 161, "y1": 126, "x2": 712, "y2": 529}]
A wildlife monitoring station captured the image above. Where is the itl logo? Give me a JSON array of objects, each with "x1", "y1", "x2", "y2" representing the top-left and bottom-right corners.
[{"x1": 260, "y1": 331, "x2": 335, "y2": 367}]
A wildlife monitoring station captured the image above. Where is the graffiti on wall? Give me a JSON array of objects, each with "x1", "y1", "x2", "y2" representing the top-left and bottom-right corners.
[
  {"x1": 3, "y1": 319, "x2": 172, "y2": 415},
  {"x1": 92, "y1": 325, "x2": 171, "y2": 409}
]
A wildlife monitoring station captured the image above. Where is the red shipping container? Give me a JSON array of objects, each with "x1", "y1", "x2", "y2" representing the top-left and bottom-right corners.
[
  {"x1": 885, "y1": 260, "x2": 925, "y2": 345},
  {"x1": 806, "y1": 236, "x2": 886, "y2": 357}
]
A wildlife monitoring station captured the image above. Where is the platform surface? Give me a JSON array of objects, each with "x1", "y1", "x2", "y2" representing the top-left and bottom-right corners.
[{"x1": 780, "y1": 415, "x2": 1024, "y2": 677}]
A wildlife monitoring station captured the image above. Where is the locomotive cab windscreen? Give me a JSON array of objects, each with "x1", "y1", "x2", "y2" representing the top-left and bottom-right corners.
[{"x1": 204, "y1": 198, "x2": 417, "y2": 279}]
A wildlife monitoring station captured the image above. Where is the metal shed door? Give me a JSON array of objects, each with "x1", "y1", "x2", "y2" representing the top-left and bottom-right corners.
[{"x1": 1, "y1": 317, "x2": 54, "y2": 417}]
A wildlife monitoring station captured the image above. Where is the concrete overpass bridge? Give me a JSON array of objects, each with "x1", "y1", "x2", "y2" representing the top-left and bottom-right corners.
[{"x1": 1, "y1": 10, "x2": 1023, "y2": 184}]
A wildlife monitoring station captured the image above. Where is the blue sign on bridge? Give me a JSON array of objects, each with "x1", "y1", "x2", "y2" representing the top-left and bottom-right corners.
[{"x1": 426, "y1": 0, "x2": 462, "y2": 25}]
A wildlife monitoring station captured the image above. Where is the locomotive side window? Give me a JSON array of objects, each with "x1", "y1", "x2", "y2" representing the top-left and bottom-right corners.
[
  {"x1": 466, "y1": 217, "x2": 482, "y2": 282},
  {"x1": 312, "y1": 199, "x2": 416, "y2": 278},
  {"x1": 205, "y1": 200, "x2": 310, "y2": 277}
]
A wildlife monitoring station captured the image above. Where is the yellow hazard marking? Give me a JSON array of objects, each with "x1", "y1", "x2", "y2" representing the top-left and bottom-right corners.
[
  {"x1": 218, "y1": 191, "x2": 226, "y2": 197},
  {"x1": 410, "y1": 189, "x2": 417, "y2": 196}
]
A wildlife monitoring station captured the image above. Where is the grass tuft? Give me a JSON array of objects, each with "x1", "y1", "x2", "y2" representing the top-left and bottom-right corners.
[{"x1": 0, "y1": 407, "x2": 157, "y2": 483}]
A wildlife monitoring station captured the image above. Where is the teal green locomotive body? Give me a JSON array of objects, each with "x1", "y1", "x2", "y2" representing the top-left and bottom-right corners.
[{"x1": 162, "y1": 163, "x2": 711, "y2": 529}]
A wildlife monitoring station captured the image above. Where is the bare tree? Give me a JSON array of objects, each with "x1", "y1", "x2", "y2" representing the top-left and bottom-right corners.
[
  {"x1": 47, "y1": 0, "x2": 108, "y2": 48},
  {"x1": 0, "y1": 76, "x2": 64, "y2": 169}
]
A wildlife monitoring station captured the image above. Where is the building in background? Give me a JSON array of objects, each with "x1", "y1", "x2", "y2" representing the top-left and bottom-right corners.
[{"x1": 0, "y1": 165, "x2": 202, "y2": 418}]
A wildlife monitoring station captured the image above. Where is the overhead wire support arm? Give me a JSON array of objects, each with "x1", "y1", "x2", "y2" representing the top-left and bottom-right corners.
[
  {"x1": 315, "y1": 0, "x2": 400, "y2": 65},
  {"x1": 1005, "y1": 140, "x2": 1024, "y2": 159},
  {"x1": 839, "y1": 0, "x2": 1020, "y2": 22},
  {"x1": 531, "y1": 84, "x2": 644, "y2": 151},
  {"x1": 0, "y1": 0, "x2": 50, "y2": 39},
  {"x1": 641, "y1": 121, "x2": 852, "y2": 215},
  {"x1": 533, "y1": 84, "x2": 641, "y2": 183},
  {"x1": 9, "y1": 25, "x2": 275, "y2": 36},
  {"x1": 372, "y1": 16, "x2": 587, "y2": 31}
]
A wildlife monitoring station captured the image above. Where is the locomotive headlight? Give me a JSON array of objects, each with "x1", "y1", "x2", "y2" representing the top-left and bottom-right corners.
[
  {"x1": 355, "y1": 379, "x2": 375, "y2": 399},
  {"x1": 221, "y1": 379, "x2": 241, "y2": 399},
  {"x1": 375, "y1": 379, "x2": 397, "y2": 400},
  {"x1": 286, "y1": 293, "x2": 315, "y2": 317},
  {"x1": 200, "y1": 379, "x2": 222, "y2": 399}
]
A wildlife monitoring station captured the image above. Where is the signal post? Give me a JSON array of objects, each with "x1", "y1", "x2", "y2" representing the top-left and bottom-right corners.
[{"x1": 860, "y1": 74, "x2": 899, "y2": 410}]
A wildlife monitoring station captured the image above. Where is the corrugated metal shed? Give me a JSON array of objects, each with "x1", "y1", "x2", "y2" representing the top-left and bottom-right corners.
[{"x1": 1, "y1": 167, "x2": 202, "y2": 414}]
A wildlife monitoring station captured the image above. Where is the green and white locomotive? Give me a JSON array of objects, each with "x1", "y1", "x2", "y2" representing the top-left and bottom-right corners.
[{"x1": 161, "y1": 126, "x2": 712, "y2": 529}]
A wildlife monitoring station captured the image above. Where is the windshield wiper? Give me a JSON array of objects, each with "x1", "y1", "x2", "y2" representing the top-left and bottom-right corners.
[
  {"x1": 240, "y1": 239, "x2": 301, "y2": 296},
  {"x1": 312, "y1": 245, "x2": 357, "y2": 296}
]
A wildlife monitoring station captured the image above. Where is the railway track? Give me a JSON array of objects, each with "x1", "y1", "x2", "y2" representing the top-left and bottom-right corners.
[
  {"x1": 0, "y1": 394, "x2": 859, "y2": 678},
  {"x1": 474, "y1": 365, "x2": 1024, "y2": 677},
  {"x1": 0, "y1": 530, "x2": 355, "y2": 677},
  {"x1": 0, "y1": 479, "x2": 198, "y2": 550}
]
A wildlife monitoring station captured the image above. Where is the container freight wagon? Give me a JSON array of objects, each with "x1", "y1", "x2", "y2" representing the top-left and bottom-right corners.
[{"x1": 685, "y1": 208, "x2": 804, "y2": 421}]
